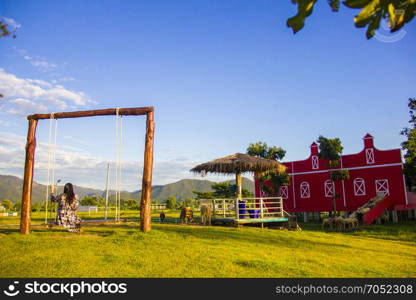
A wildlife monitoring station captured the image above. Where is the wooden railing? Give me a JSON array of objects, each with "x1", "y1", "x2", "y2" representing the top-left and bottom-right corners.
[{"x1": 199, "y1": 197, "x2": 284, "y2": 220}]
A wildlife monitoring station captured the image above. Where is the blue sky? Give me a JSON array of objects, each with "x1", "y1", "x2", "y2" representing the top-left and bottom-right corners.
[{"x1": 0, "y1": 0, "x2": 415, "y2": 191}]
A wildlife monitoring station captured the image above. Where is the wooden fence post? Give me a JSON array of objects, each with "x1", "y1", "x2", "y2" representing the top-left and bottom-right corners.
[
  {"x1": 20, "y1": 119, "x2": 38, "y2": 234},
  {"x1": 140, "y1": 110, "x2": 155, "y2": 232}
]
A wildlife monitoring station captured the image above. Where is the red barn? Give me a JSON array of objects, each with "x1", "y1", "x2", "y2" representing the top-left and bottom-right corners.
[{"x1": 255, "y1": 134, "x2": 416, "y2": 223}]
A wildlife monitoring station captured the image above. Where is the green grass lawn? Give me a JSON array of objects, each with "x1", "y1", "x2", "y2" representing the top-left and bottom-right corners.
[{"x1": 0, "y1": 212, "x2": 415, "y2": 278}]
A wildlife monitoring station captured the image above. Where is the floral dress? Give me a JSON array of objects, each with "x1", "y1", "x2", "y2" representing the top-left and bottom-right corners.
[{"x1": 50, "y1": 193, "x2": 81, "y2": 232}]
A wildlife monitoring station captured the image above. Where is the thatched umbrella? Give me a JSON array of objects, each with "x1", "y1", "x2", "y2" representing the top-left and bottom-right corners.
[{"x1": 190, "y1": 153, "x2": 286, "y2": 200}]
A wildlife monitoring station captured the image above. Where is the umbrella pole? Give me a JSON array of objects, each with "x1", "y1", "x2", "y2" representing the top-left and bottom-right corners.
[
  {"x1": 236, "y1": 172, "x2": 242, "y2": 200},
  {"x1": 235, "y1": 172, "x2": 243, "y2": 222}
]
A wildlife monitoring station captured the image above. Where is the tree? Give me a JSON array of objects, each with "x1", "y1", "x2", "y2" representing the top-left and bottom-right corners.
[
  {"x1": 287, "y1": 0, "x2": 416, "y2": 39},
  {"x1": 123, "y1": 199, "x2": 139, "y2": 209},
  {"x1": 401, "y1": 98, "x2": 416, "y2": 190},
  {"x1": 31, "y1": 202, "x2": 42, "y2": 212},
  {"x1": 183, "y1": 197, "x2": 196, "y2": 208},
  {"x1": 80, "y1": 195, "x2": 98, "y2": 206},
  {"x1": 0, "y1": 20, "x2": 17, "y2": 39},
  {"x1": 247, "y1": 141, "x2": 290, "y2": 197},
  {"x1": 192, "y1": 191, "x2": 216, "y2": 200},
  {"x1": 166, "y1": 196, "x2": 177, "y2": 209},
  {"x1": 193, "y1": 182, "x2": 253, "y2": 200},
  {"x1": 317, "y1": 135, "x2": 350, "y2": 215},
  {"x1": 1, "y1": 199, "x2": 13, "y2": 211},
  {"x1": 213, "y1": 182, "x2": 253, "y2": 198},
  {"x1": 247, "y1": 141, "x2": 286, "y2": 161},
  {"x1": 13, "y1": 201, "x2": 22, "y2": 212},
  {"x1": 1, "y1": 19, "x2": 18, "y2": 98}
]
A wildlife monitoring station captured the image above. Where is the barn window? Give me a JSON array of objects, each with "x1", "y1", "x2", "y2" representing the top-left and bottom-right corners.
[
  {"x1": 300, "y1": 182, "x2": 310, "y2": 198},
  {"x1": 279, "y1": 185, "x2": 289, "y2": 199},
  {"x1": 366, "y1": 148, "x2": 375, "y2": 164},
  {"x1": 324, "y1": 180, "x2": 334, "y2": 197},
  {"x1": 312, "y1": 155, "x2": 319, "y2": 169},
  {"x1": 375, "y1": 179, "x2": 389, "y2": 197},
  {"x1": 353, "y1": 178, "x2": 366, "y2": 196}
]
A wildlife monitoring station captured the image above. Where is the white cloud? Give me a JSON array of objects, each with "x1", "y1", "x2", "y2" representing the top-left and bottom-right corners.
[
  {"x1": 0, "y1": 131, "x2": 230, "y2": 191},
  {"x1": 1, "y1": 16, "x2": 21, "y2": 29},
  {"x1": 21, "y1": 53, "x2": 57, "y2": 72},
  {"x1": 0, "y1": 68, "x2": 94, "y2": 115},
  {"x1": 26, "y1": 78, "x2": 52, "y2": 88},
  {"x1": 59, "y1": 77, "x2": 75, "y2": 82},
  {"x1": 7, "y1": 98, "x2": 48, "y2": 115},
  {"x1": 30, "y1": 60, "x2": 57, "y2": 71},
  {"x1": 0, "y1": 120, "x2": 12, "y2": 127},
  {"x1": 62, "y1": 135, "x2": 93, "y2": 147}
]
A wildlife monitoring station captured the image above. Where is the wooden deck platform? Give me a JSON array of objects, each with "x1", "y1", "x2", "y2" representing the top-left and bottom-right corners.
[{"x1": 212, "y1": 217, "x2": 289, "y2": 225}]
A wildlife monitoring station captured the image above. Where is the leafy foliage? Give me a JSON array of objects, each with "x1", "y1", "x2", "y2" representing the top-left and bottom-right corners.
[
  {"x1": 166, "y1": 196, "x2": 177, "y2": 209},
  {"x1": 192, "y1": 191, "x2": 215, "y2": 200},
  {"x1": 247, "y1": 141, "x2": 289, "y2": 196},
  {"x1": 123, "y1": 199, "x2": 139, "y2": 209},
  {"x1": 287, "y1": 0, "x2": 416, "y2": 39},
  {"x1": 331, "y1": 169, "x2": 350, "y2": 181},
  {"x1": 401, "y1": 98, "x2": 416, "y2": 189},
  {"x1": 80, "y1": 195, "x2": 99, "y2": 206},
  {"x1": 31, "y1": 202, "x2": 42, "y2": 212},
  {"x1": 317, "y1": 135, "x2": 349, "y2": 213},
  {"x1": 247, "y1": 141, "x2": 286, "y2": 161},
  {"x1": 317, "y1": 136, "x2": 344, "y2": 161},
  {"x1": 0, "y1": 21, "x2": 17, "y2": 39},
  {"x1": 259, "y1": 172, "x2": 291, "y2": 196},
  {"x1": 1, "y1": 199, "x2": 13, "y2": 210},
  {"x1": 193, "y1": 182, "x2": 253, "y2": 199}
]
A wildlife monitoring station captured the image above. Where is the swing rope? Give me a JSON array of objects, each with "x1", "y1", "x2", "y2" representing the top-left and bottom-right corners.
[
  {"x1": 115, "y1": 108, "x2": 123, "y2": 221},
  {"x1": 44, "y1": 113, "x2": 58, "y2": 224},
  {"x1": 44, "y1": 110, "x2": 124, "y2": 224}
]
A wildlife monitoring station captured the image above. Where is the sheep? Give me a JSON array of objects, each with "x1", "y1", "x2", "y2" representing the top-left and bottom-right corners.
[
  {"x1": 180, "y1": 207, "x2": 193, "y2": 224},
  {"x1": 380, "y1": 212, "x2": 389, "y2": 223},
  {"x1": 349, "y1": 212, "x2": 358, "y2": 219},
  {"x1": 334, "y1": 217, "x2": 346, "y2": 231},
  {"x1": 200, "y1": 205, "x2": 212, "y2": 226},
  {"x1": 322, "y1": 218, "x2": 334, "y2": 231},
  {"x1": 343, "y1": 218, "x2": 358, "y2": 231}
]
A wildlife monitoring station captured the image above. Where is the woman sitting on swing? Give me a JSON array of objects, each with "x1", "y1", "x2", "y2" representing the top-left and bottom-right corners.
[{"x1": 50, "y1": 183, "x2": 81, "y2": 233}]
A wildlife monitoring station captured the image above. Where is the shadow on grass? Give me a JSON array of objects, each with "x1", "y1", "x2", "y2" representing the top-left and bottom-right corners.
[
  {"x1": 0, "y1": 228, "x2": 20, "y2": 235},
  {"x1": 153, "y1": 224, "x2": 356, "y2": 251},
  {"x1": 300, "y1": 220, "x2": 416, "y2": 242}
]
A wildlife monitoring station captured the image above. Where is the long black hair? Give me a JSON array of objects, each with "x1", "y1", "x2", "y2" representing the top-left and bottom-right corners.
[{"x1": 63, "y1": 183, "x2": 75, "y2": 204}]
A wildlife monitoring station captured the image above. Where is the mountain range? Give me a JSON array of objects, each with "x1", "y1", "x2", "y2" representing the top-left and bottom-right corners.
[{"x1": 0, "y1": 174, "x2": 255, "y2": 203}]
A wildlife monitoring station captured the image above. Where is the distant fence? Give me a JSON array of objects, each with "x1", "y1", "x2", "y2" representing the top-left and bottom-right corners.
[
  {"x1": 151, "y1": 204, "x2": 166, "y2": 210},
  {"x1": 1, "y1": 213, "x2": 18, "y2": 217}
]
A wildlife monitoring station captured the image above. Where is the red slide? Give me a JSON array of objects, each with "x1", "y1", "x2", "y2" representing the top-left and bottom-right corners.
[{"x1": 363, "y1": 197, "x2": 391, "y2": 225}]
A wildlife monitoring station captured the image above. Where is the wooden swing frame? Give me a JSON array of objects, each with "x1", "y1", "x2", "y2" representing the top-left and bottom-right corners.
[{"x1": 20, "y1": 107, "x2": 155, "y2": 234}]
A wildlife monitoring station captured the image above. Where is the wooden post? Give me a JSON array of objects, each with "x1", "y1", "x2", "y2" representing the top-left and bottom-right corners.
[
  {"x1": 391, "y1": 210, "x2": 399, "y2": 223},
  {"x1": 105, "y1": 162, "x2": 110, "y2": 220},
  {"x1": 236, "y1": 172, "x2": 242, "y2": 200},
  {"x1": 222, "y1": 199, "x2": 226, "y2": 218},
  {"x1": 235, "y1": 172, "x2": 242, "y2": 221},
  {"x1": 260, "y1": 198, "x2": 264, "y2": 219},
  {"x1": 235, "y1": 198, "x2": 239, "y2": 220},
  {"x1": 20, "y1": 119, "x2": 38, "y2": 234},
  {"x1": 140, "y1": 110, "x2": 155, "y2": 232},
  {"x1": 279, "y1": 197, "x2": 284, "y2": 217}
]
